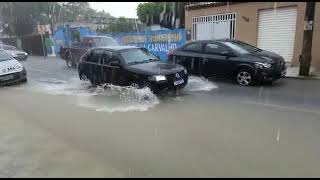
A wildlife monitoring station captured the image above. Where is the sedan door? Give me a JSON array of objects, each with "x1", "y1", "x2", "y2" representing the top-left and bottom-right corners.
[
  {"x1": 174, "y1": 43, "x2": 205, "y2": 76},
  {"x1": 203, "y1": 43, "x2": 237, "y2": 77}
]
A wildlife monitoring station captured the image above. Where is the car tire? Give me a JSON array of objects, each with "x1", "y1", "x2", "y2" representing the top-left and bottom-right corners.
[
  {"x1": 65, "y1": 51, "x2": 73, "y2": 68},
  {"x1": 130, "y1": 82, "x2": 141, "y2": 89},
  {"x1": 236, "y1": 69, "x2": 254, "y2": 86},
  {"x1": 130, "y1": 81, "x2": 151, "y2": 89},
  {"x1": 79, "y1": 72, "x2": 88, "y2": 81}
]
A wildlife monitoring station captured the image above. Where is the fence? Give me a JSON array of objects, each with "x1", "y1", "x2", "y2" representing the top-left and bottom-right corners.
[{"x1": 99, "y1": 29, "x2": 186, "y2": 61}]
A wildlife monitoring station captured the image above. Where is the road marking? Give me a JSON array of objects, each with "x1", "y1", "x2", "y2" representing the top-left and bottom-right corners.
[
  {"x1": 27, "y1": 68, "x2": 49, "y2": 73},
  {"x1": 276, "y1": 128, "x2": 280, "y2": 142},
  {"x1": 243, "y1": 100, "x2": 320, "y2": 115}
]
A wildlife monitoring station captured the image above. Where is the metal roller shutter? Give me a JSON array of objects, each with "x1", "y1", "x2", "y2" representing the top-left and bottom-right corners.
[{"x1": 257, "y1": 7, "x2": 297, "y2": 62}]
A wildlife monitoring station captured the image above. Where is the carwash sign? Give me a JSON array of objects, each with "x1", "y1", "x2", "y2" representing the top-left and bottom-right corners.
[{"x1": 112, "y1": 29, "x2": 186, "y2": 61}]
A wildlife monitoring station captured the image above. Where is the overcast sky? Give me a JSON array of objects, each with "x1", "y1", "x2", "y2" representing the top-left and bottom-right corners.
[{"x1": 89, "y1": 2, "x2": 141, "y2": 19}]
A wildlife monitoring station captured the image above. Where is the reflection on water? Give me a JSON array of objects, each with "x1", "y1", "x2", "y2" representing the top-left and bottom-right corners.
[{"x1": 15, "y1": 76, "x2": 218, "y2": 113}]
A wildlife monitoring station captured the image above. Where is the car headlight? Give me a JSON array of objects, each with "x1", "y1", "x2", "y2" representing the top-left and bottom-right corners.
[
  {"x1": 148, "y1": 75, "x2": 167, "y2": 81},
  {"x1": 24, "y1": 52, "x2": 28, "y2": 56},
  {"x1": 11, "y1": 53, "x2": 17, "y2": 57},
  {"x1": 184, "y1": 68, "x2": 187, "y2": 74},
  {"x1": 255, "y1": 62, "x2": 272, "y2": 69}
]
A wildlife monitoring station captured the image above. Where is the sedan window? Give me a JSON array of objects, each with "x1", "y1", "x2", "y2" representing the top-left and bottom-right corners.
[
  {"x1": 222, "y1": 41, "x2": 261, "y2": 54},
  {"x1": 183, "y1": 43, "x2": 202, "y2": 53},
  {"x1": 205, "y1": 43, "x2": 229, "y2": 55}
]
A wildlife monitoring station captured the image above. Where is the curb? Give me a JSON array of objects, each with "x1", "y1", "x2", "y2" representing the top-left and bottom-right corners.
[{"x1": 284, "y1": 76, "x2": 320, "y2": 80}]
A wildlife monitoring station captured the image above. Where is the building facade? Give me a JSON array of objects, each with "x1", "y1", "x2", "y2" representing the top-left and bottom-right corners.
[{"x1": 185, "y1": 2, "x2": 320, "y2": 71}]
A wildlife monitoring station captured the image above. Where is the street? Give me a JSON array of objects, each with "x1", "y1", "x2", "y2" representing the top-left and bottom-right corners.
[{"x1": 1, "y1": 56, "x2": 320, "y2": 177}]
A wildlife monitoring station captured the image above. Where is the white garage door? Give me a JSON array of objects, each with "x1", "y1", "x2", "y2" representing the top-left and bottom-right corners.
[{"x1": 257, "y1": 7, "x2": 297, "y2": 62}]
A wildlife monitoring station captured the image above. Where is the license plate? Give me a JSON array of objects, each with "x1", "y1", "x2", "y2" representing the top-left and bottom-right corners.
[
  {"x1": 0, "y1": 74, "x2": 14, "y2": 81},
  {"x1": 174, "y1": 79, "x2": 184, "y2": 86}
]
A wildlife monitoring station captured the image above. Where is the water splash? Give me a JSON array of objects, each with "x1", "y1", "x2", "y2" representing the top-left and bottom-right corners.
[
  {"x1": 183, "y1": 76, "x2": 218, "y2": 92},
  {"x1": 19, "y1": 77, "x2": 159, "y2": 113}
]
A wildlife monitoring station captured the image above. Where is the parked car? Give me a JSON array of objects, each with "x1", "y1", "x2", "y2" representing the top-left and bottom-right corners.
[
  {"x1": 168, "y1": 39, "x2": 287, "y2": 86},
  {"x1": 78, "y1": 46, "x2": 188, "y2": 93},
  {"x1": 60, "y1": 36, "x2": 119, "y2": 68},
  {"x1": 0, "y1": 44, "x2": 28, "y2": 61},
  {"x1": 0, "y1": 49, "x2": 27, "y2": 85}
]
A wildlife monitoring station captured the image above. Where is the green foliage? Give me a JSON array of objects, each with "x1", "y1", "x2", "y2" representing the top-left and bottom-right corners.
[
  {"x1": 137, "y1": 2, "x2": 164, "y2": 26},
  {"x1": 0, "y1": 2, "x2": 110, "y2": 36},
  {"x1": 96, "y1": 17, "x2": 136, "y2": 33}
]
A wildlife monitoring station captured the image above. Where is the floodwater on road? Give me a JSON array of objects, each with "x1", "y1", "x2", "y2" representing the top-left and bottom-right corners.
[
  {"x1": 1, "y1": 59, "x2": 320, "y2": 177},
  {"x1": 12, "y1": 76, "x2": 218, "y2": 113}
]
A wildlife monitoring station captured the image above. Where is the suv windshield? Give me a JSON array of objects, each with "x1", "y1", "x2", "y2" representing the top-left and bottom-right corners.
[
  {"x1": 119, "y1": 48, "x2": 158, "y2": 65},
  {"x1": 222, "y1": 41, "x2": 261, "y2": 54},
  {"x1": 0, "y1": 50, "x2": 13, "y2": 61},
  {"x1": 94, "y1": 37, "x2": 119, "y2": 47}
]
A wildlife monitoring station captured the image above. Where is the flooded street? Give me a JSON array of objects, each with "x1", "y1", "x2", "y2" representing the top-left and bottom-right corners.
[{"x1": 1, "y1": 56, "x2": 320, "y2": 177}]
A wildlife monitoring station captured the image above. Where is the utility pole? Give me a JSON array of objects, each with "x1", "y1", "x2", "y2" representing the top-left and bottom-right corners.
[{"x1": 299, "y1": 2, "x2": 316, "y2": 76}]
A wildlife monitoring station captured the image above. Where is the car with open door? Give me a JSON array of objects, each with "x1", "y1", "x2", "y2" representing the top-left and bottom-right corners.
[
  {"x1": 168, "y1": 39, "x2": 286, "y2": 86},
  {"x1": 78, "y1": 46, "x2": 188, "y2": 93}
]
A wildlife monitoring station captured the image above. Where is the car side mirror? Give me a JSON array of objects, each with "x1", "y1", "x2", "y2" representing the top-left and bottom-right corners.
[{"x1": 110, "y1": 61, "x2": 121, "y2": 67}]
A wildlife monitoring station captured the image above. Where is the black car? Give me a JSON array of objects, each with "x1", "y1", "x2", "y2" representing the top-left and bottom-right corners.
[
  {"x1": 78, "y1": 46, "x2": 188, "y2": 93},
  {"x1": 168, "y1": 39, "x2": 287, "y2": 86}
]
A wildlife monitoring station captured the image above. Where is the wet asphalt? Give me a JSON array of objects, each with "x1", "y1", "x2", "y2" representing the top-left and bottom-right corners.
[{"x1": 0, "y1": 56, "x2": 320, "y2": 177}]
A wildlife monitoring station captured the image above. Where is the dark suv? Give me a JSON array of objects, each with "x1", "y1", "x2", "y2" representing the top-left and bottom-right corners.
[
  {"x1": 168, "y1": 39, "x2": 286, "y2": 86},
  {"x1": 78, "y1": 46, "x2": 188, "y2": 93}
]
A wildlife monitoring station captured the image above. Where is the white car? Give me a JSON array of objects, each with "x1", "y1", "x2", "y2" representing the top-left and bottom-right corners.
[
  {"x1": 0, "y1": 49, "x2": 27, "y2": 85},
  {"x1": 1, "y1": 44, "x2": 28, "y2": 61}
]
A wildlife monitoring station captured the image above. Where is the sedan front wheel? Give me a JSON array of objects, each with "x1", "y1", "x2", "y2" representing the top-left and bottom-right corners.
[{"x1": 236, "y1": 69, "x2": 254, "y2": 86}]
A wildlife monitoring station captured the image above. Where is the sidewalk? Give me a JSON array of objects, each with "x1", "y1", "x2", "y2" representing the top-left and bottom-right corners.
[{"x1": 285, "y1": 65, "x2": 320, "y2": 80}]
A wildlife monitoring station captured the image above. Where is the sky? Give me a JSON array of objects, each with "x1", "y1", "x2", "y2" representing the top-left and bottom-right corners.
[{"x1": 89, "y1": 2, "x2": 142, "y2": 19}]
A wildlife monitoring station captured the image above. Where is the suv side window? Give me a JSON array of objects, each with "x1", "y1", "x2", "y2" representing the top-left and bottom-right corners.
[
  {"x1": 101, "y1": 50, "x2": 112, "y2": 65},
  {"x1": 81, "y1": 37, "x2": 94, "y2": 48},
  {"x1": 111, "y1": 54, "x2": 121, "y2": 63},
  {"x1": 183, "y1": 43, "x2": 203, "y2": 53},
  {"x1": 205, "y1": 43, "x2": 229, "y2": 55},
  {"x1": 87, "y1": 49, "x2": 103, "y2": 63}
]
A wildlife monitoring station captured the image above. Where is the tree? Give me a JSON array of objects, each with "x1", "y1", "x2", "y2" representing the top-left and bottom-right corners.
[
  {"x1": 137, "y1": 2, "x2": 164, "y2": 26},
  {"x1": 0, "y1": 2, "x2": 110, "y2": 36},
  {"x1": 137, "y1": 2, "x2": 186, "y2": 29},
  {"x1": 97, "y1": 17, "x2": 136, "y2": 33}
]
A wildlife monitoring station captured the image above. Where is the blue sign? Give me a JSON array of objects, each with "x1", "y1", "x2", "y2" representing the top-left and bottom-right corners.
[{"x1": 101, "y1": 29, "x2": 186, "y2": 61}]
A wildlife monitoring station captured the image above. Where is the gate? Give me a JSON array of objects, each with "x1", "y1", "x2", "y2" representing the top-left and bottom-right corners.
[{"x1": 192, "y1": 12, "x2": 236, "y2": 41}]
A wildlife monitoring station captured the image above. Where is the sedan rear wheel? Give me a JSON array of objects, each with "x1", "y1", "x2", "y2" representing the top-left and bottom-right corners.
[{"x1": 236, "y1": 70, "x2": 253, "y2": 86}]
